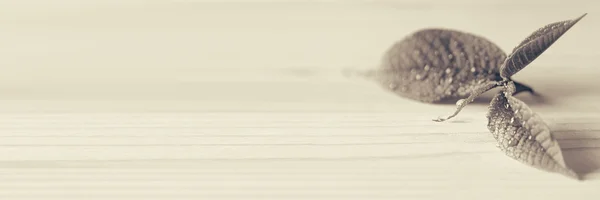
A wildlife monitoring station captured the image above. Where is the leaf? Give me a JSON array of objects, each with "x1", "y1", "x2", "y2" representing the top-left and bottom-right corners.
[
  {"x1": 499, "y1": 13, "x2": 587, "y2": 79},
  {"x1": 486, "y1": 82, "x2": 579, "y2": 180},
  {"x1": 376, "y1": 28, "x2": 509, "y2": 103}
]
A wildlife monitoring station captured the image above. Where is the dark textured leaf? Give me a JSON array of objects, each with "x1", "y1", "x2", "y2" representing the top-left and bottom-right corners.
[
  {"x1": 376, "y1": 28, "x2": 510, "y2": 103},
  {"x1": 486, "y1": 82, "x2": 579, "y2": 180},
  {"x1": 500, "y1": 13, "x2": 587, "y2": 79}
]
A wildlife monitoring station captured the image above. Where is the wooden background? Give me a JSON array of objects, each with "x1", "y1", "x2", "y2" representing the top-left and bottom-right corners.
[{"x1": 1, "y1": 0, "x2": 600, "y2": 199}]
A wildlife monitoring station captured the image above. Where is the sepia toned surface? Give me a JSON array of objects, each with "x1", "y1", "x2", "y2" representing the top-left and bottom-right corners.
[{"x1": 1, "y1": 0, "x2": 600, "y2": 199}]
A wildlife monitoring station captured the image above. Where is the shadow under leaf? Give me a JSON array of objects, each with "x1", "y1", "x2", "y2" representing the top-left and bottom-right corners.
[
  {"x1": 554, "y1": 126, "x2": 600, "y2": 179},
  {"x1": 562, "y1": 148, "x2": 600, "y2": 179}
]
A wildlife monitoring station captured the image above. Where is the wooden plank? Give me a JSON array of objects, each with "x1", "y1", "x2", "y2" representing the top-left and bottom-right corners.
[{"x1": 0, "y1": 0, "x2": 599, "y2": 199}]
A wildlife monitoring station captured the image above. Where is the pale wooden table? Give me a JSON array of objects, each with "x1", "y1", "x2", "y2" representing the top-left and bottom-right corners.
[{"x1": 1, "y1": 1, "x2": 600, "y2": 199}]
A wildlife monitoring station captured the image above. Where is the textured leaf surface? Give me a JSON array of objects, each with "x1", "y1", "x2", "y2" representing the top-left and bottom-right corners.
[
  {"x1": 376, "y1": 28, "x2": 506, "y2": 103},
  {"x1": 486, "y1": 84, "x2": 579, "y2": 180},
  {"x1": 499, "y1": 13, "x2": 587, "y2": 79}
]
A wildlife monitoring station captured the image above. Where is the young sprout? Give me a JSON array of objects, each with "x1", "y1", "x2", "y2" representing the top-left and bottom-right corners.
[{"x1": 434, "y1": 13, "x2": 587, "y2": 122}]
